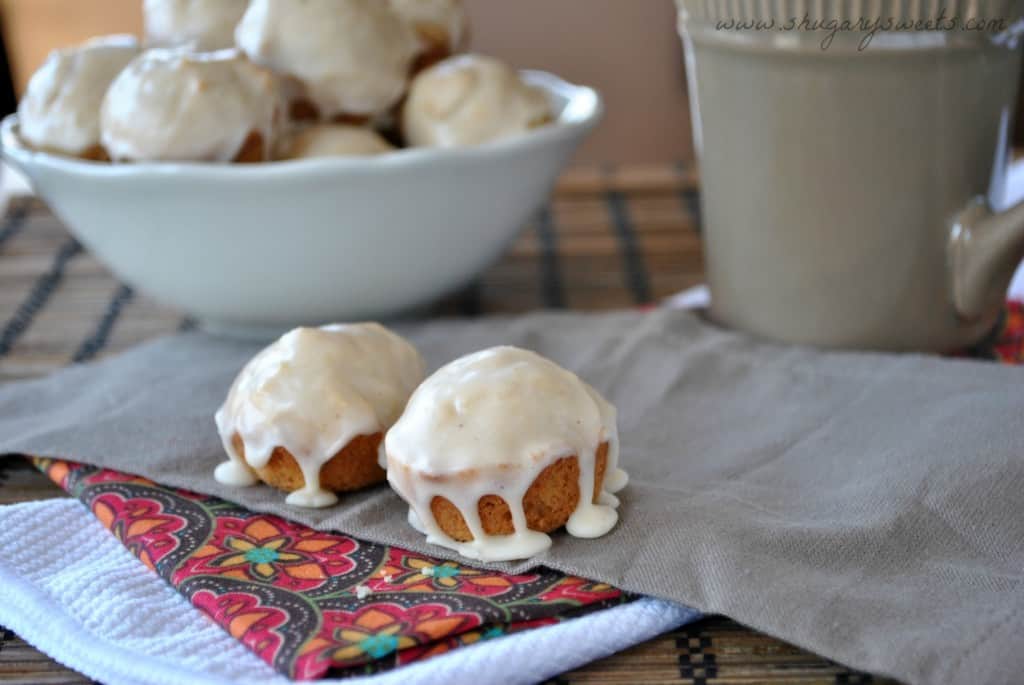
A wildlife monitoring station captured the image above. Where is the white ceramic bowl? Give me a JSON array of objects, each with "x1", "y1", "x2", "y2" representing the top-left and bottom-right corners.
[{"x1": 2, "y1": 71, "x2": 601, "y2": 336}]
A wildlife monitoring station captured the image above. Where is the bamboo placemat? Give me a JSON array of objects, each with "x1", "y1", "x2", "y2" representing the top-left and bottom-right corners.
[{"x1": 0, "y1": 165, "x2": 890, "y2": 684}]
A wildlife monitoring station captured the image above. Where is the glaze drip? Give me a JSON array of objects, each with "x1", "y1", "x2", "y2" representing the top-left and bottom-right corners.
[
  {"x1": 384, "y1": 346, "x2": 627, "y2": 561},
  {"x1": 215, "y1": 323, "x2": 424, "y2": 508}
]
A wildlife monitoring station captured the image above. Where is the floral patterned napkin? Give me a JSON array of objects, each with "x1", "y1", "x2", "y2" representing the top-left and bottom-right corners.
[
  {"x1": 29, "y1": 301, "x2": 1023, "y2": 680},
  {"x1": 32, "y1": 459, "x2": 626, "y2": 680}
]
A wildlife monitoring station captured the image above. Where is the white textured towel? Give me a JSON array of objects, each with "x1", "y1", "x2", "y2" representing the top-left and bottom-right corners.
[{"x1": 0, "y1": 499, "x2": 698, "y2": 685}]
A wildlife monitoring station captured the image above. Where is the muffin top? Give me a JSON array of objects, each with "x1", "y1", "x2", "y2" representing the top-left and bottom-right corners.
[
  {"x1": 402, "y1": 54, "x2": 552, "y2": 148},
  {"x1": 385, "y1": 345, "x2": 627, "y2": 559},
  {"x1": 388, "y1": 0, "x2": 468, "y2": 54},
  {"x1": 386, "y1": 346, "x2": 621, "y2": 476},
  {"x1": 143, "y1": 0, "x2": 250, "y2": 51},
  {"x1": 17, "y1": 35, "x2": 140, "y2": 156},
  {"x1": 236, "y1": 0, "x2": 419, "y2": 118},
  {"x1": 100, "y1": 48, "x2": 280, "y2": 162},
  {"x1": 276, "y1": 124, "x2": 395, "y2": 160},
  {"x1": 215, "y1": 323, "x2": 424, "y2": 505}
]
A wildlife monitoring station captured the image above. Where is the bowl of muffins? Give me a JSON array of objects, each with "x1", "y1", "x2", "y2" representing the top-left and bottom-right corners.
[{"x1": 1, "y1": 0, "x2": 602, "y2": 335}]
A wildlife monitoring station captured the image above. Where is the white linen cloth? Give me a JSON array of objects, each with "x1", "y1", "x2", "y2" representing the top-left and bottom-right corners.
[{"x1": 0, "y1": 499, "x2": 698, "y2": 685}]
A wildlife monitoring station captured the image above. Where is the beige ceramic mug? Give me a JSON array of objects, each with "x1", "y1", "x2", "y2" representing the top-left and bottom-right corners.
[{"x1": 677, "y1": 0, "x2": 1024, "y2": 351}]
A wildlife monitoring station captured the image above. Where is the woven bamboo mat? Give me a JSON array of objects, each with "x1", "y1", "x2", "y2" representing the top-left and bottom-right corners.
[{"x1": 0, "y1": 165, "x2": 891, "y2": 684}]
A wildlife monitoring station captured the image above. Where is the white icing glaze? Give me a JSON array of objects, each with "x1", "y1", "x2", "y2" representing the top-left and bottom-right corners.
[
  {"x1": 388, "y1": 0, "x2": 468, "y2": 53},
  {"x1": 276, "y1": 124, "x2": 394, "y2": 160},
  {"x1": 384, "y1": 346, "x2": 628, "y2": 561},
  {"x1": 17, "y1": 35, "x2": 139, "y2": 156},
  {"x1": 143, "y1": 0, "x2": 249, "y2": 51},
  {"x1": 402, "y1": 54, "x2": 553, "y2": 148},
  {"x1": 215, "y1": 323, "x2": 425, "y2": 508},
  {"x1": 235, "y1": 0, "x2": 419, "y2": 118},
  {"x1": 100, "y1": 48, "x2": 281, "y2": 163}
]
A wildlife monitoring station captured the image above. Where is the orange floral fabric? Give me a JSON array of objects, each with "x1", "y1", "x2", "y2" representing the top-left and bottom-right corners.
[{"x1": 34, "y1": 459, "x2": 625, "y2": 680}]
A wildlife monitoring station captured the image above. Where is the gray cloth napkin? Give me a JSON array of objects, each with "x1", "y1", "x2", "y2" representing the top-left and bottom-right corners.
[{"x1": 1, "y1": 308, "x2": 1022, "y2": 685}]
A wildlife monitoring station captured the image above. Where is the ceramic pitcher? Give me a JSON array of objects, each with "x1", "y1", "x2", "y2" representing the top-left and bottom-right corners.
[{"x1": 677, "y1": 0, "x2": 1024, "y2": 351}]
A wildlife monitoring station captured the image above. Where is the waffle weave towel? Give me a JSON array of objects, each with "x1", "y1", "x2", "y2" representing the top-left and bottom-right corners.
[{"x1": 0, "y1": 498, "x2": 698, "y2": 685}]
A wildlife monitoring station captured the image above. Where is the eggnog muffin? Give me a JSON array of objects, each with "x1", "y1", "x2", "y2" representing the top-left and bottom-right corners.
[
  {"x1": 402, "y1": 54, "x2": 552, "y2": 148},
  {"x1": 384, "y1": 346, "x2": 628, "y2": 561},
  {"x1": 17, "y1": 35, "x2": 140, "y2": 160},
  {"x1": 389, "y1": 0, "x2": 468, "y2": 69},
  {"x1": 235, "y1": 0, "x2": 419, "y2": 121},
  {"x1": 215, "y1": 323, "x2": 425, "y2": 508},
  {"x1": 143, "y1": 0, "x2": 249, "y2": 51},
  {"x1": 100, "y1": 48, "x2": 281, "y2": 163},
  {"x1": 276, "y1": 124, "x2": 395, "y2": 160}
]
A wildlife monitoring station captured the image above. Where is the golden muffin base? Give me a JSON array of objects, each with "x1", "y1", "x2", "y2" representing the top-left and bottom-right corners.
[
  {"x1": 411, "y1": 23, "x2": 456, "y2": 73},
  {"x1": 232, "y1": 432, "x2": 385, "y2": 493},
  {"x1": 289, "y1": 98, "x2": 320, "y2": 122},
  {"x1": 233, "y1": 131, "x2": 266, "y2": 163},
  {"x1": 429, "y1": 442, "x2": 609, "y2": 542},
  {"x1": 80, "y1": 144, "x2": 110, "y2": 162},
  {"x1": 72, "y1": 132, "x2": 266, "y2": 164},
  {"x1": 24, "y1": 142, "x2": 110, "y2": 162},
  {"x1": 287, "y1": 97, "x2": 371, "y2": 126},
  {"x1": 529, "y1": 114, "x2": 555, "y2": 129}
]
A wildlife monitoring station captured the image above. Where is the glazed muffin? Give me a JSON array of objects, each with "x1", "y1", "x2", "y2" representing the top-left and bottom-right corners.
[
  {"x1": 235, "y1": 0, "x2": 419, "y2": 122},
  {"x1": 143, "y1": 0, "x2": 249, "y2": 51},
  {"x1": 384, "y1": 346, "x2": 628, "y2": 561},
  {"x1": 402, "y1": 54, "x2": 553, "y2": 148},
  {"x1": 17, "y1": 35, "x2": 140, "y2": 160},
  {"x1": 276, "y1": 124, "x2": 395, "y2": 160},
  {"x1": 389, "y1": 0, "x2": 468, "y2": 70},
  {"x1": 215, "y1": 323, "x2": 425, "y2": 508},
  {"x1": 100, "y1": 48, "x2": 281, "y2": 163}
]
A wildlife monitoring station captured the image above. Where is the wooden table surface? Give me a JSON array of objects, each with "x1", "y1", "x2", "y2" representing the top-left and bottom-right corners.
[{"x1": 0, "y1": 165, "x2": 892, "y2": 684}]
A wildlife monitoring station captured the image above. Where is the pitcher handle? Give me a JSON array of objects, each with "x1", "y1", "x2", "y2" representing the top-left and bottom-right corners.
[{"x1": 948, "y1": 193, "x2": 1024, "y2": 320}]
